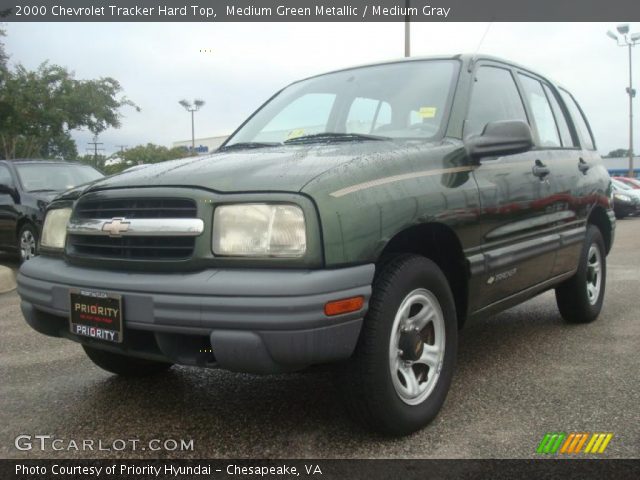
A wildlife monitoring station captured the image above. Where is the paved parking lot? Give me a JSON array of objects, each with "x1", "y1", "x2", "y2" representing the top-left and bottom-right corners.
[{"x1": 1, "y1": 219, "x2": 639, "y2": 459}]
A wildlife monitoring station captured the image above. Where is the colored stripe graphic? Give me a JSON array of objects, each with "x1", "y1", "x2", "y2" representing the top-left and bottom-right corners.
[
  {"x1": 536, "y1": 433, "x2": 566, "y2": 454},
  {"x1": 584, "y1": 433, "x2": 614, "y2": 454},
  {"x1": 539, "y1": 432, "x2": 613, "y2": 454},
  {"x1": 560, "y1": 433, "x2": 589, "y2": 454}
]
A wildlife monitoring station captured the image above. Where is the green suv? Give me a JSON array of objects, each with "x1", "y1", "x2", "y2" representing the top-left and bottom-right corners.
[{"x1": 18, "y1": 55, "x2": 614, "y2": 435}]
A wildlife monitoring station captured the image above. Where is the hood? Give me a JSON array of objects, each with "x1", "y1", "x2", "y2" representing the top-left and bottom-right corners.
[
  {"x1": 27, "y1": 191, "x2": 59, "y2": 202},
  {"x1": 83, "y1": 141, "x2": 443, "y2": 194}
]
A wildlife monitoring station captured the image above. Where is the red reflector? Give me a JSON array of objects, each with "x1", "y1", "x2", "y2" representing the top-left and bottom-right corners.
[{"x1": 324, "y1": 296, "x2": 364, "y2": 316}]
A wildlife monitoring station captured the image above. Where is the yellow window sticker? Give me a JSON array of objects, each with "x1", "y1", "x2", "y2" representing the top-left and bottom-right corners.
[
  {"x1": 418, "y1": 107, "x2": 437, "y2": 118},
  {"x1": 287, "y1": 129, "x2": 306, "y2": 139}
]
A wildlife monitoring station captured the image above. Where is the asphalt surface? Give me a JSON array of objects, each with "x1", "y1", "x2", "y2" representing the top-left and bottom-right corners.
[{"x1": 1, "y1": 220, "x2": 639, "y2": 460}]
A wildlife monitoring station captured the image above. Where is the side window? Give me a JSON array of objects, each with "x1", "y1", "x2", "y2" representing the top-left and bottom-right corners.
[
  {"x1": 542, "y1": 84, "x2": 575, "y2": 147},
  {"x1": 518, "y1": 74, "x2": 561, "y2": 148},
  {"x1": 346, "y1": 97, "x2": 392, "y2": 134},
  {"x1": 465, "y1": 66, "x2": 528, "y2": 138},
  {"x1": 559, "y1": 89, "x2": 596, "y2": 150},
  {"x1": 0, "y1": 165, "x2": 14, "y2": 187}
]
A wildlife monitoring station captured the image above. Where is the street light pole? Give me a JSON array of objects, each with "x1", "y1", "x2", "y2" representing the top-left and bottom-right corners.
[
  {"x1": 607, "y1": 25, "x2": 639, "y2": 178},
  {"x1": 191, "y1": 109, "x2": 195, "y2": 151},
  {"x1": 628, "y1": 42, "x2": 634, "y2": 177},
  {"x1": 179, "y1": 99, "x2": 206, "y2": 153}
]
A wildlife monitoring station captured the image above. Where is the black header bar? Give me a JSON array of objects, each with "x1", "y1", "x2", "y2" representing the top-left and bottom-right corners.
[{"x1": 1, "y1": 0, "x2": 639, "y2": 22}]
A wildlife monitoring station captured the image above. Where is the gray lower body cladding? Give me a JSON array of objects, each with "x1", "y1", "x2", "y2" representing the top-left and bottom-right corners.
[{"x1": 18, "y1": 256, "x2": 374, "y2": 373}]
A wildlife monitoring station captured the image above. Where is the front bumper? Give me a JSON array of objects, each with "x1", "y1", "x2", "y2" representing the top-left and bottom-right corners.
[{"x1": 18, "y1": 256, "x2": 374, "y2": 373}]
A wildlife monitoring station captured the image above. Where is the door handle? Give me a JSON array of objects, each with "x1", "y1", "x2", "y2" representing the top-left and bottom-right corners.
[
  {"x1": 532, "y1": 159, "x2": 550, "y2": 178},
  {"x1": 578, "y1": 158, "x2": 590, "y2": 174}
]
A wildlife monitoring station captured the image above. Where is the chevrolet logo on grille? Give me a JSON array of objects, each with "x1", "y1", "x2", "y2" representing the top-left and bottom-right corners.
[{"x1": 102, "y1": 218, "x2": 131, "y2": 237}]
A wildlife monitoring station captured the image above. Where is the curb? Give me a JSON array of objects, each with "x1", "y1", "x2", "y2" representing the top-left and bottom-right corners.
[{"x1": 0, "y1": 265, "x2": 17, "y2": 294}]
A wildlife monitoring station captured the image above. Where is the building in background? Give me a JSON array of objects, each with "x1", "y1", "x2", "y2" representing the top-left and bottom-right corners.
[
  {"x1": 173, "y1": 135, "x2": 229, "y2": 155},
  {"x1": 604, "y1": 156, "x2": 640, "y2": 178}
]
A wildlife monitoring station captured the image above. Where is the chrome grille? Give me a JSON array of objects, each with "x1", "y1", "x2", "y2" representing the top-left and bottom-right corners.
[
  {"x1": 67, "y1": 197, "x2": 201, "y2": 261},
  {"x1": 74, "y1": 198, "x2": 197, "y2": 219},
  {"x1": 68, "y1": 234, "x2": 196, "y2": 260}
]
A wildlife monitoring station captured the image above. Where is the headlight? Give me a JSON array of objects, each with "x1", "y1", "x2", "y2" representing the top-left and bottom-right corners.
[
  {"x1": 614, "y1": 193, "x2": 631, "y2": 203},
  {"x1": 212, "y1": 204, "x2": 306, "y2": 257},
  {"x1": 41, "y1": 208, "x2": 72, "y2": 249}
]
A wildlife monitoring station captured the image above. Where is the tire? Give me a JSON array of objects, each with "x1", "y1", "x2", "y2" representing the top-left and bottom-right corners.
[
  {"x1": 18, "y1": 223, "x2": 39, "y2": 262},
  {"x1": 338, "y1": 254, "x2": 458, "y2": 436},
  {"x1": 555, "y1": 225, "x2": 606, "y2": 324},
  {"x1": 83, "y1": 345, "x2": 173, "y2": 377}
]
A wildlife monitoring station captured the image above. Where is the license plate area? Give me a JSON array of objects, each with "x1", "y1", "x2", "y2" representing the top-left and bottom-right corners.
[{"x1": 69, "y1": 289, "x2": 123, "y2": 343}]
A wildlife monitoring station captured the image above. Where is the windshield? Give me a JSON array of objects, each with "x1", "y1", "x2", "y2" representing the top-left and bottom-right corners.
[
  {"x1": 16, "y1": 163, "x2": 103, "y2": 192},
  {"x1": 225, "y1": 60, "x2": 459, "y2": 148}
]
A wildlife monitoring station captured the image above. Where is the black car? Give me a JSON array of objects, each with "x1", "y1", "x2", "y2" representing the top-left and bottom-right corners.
[
  {"x1": 611, "y1": 178, "x2": 640, "y2": 219},
  {"x1": 0, "y1": 160, "x2": 103, "y2": 261}
]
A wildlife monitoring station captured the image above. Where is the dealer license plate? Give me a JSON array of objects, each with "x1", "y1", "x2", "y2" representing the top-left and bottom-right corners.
[{"x1": 69, "y1": 289, "x2": 123, "y2": 343}]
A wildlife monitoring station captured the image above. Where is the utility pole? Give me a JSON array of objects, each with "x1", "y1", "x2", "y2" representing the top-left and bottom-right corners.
[
  {"x1": 404, "y1": 0, "x2": 410, "y2": 57},
  {"x1": 116, "y1": 145, "x2": 127, "y2": 154},
  {"x1": 86, "y1": 136, "x2": 104, "y2": 168}
]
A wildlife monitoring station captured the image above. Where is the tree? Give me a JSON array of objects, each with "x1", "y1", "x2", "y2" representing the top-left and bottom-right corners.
[
  {"x1": 0, "y1": 61, "x2": 139, "y2": 159},
  {"x1": 604, "y1": 148, "x2": 631, "y2": 158},
  {"x1": 0, "y1": 26, "x2": 7, "y2": 71},
  {"x1": 75, "y1": 153, "x2": 109, "y2": 171},
  {"x1": 101, "y1": 143, "x2": 196, "y2": 175}
]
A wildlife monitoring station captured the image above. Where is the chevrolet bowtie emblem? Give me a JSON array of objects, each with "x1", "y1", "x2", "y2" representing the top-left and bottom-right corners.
[{"x1": 102, "y1": 218, "x2": 131, "y2": 237}]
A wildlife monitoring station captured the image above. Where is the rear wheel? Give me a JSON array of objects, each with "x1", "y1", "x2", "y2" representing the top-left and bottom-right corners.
[
  {"x1": 338, "y1": 255, "x2": 457, "y2": 436},
  {"x1": 83, "y1": 345, "x2": 173, "y2": 377},
  {"x1": 555, "y1": 225, "x2": 606, "y2": 324}
]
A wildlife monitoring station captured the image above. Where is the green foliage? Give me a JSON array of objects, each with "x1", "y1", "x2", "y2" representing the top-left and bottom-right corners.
[
  {"x1": 75, "y1": 153, "x2": 109, "y2": 171},
  {"x1": 102, "y1": 143, "x2": 196, "y2": 175},
  {"x1": 0, "y1": 61, "x2": 139, "y2": 160},
  {"x1": 605, "y1": 148, "x2": 632, "y2": 158},
  {"x1": 0, "y1": 27, "x2": 7, "y2": 71}
]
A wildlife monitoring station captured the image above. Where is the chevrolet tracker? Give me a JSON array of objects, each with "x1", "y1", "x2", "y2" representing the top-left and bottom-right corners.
[{"x1": 17, "y1": 55, "x2": 615, "y2": 435}]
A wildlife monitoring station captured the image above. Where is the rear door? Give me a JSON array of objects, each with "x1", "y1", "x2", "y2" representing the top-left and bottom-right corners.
[
  {"x1": 552, "y1": 89, "x2": 605, "y2": 275},
  {"x1": 514, "y1": 73, "x2": 587, "y2": 278},
  {"x1": 466, "y1": 63, "x2": 556, "y2": 310}
]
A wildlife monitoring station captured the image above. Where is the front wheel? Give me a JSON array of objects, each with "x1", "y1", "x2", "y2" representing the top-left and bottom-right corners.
[
  {"x1": 555, "y1": 225, "x2": 606, "y2": 324},
  {"x1": 338, "y1": 255, "x2": 458, "y2": 436},
  {"x1": 83, "y1": 345, "x2": 173, "y2": 377}
]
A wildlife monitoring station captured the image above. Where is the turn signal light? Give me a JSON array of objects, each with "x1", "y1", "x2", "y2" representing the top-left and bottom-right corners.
[{"x1": 324, "y1": 296, "x2": 364, "y2": 316}]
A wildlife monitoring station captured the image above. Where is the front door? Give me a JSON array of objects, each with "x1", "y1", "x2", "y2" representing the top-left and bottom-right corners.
[{"x1": 464, "y1": 63, "x2": 557, "y2": 310}]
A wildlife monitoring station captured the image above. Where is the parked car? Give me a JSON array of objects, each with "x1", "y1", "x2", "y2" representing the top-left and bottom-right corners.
[
  {"x1": 611, "y1": 178, "x2": 640, "y2": 218},
  {"x1": 17, "y1": 55, "x2": 614, "y2": 435},
  {"x1": 613, "y1": 175, "x2": 640, "y2": 189},
  {"x1": 0, "y1": 160, "x2": 103, "y2": 261}
]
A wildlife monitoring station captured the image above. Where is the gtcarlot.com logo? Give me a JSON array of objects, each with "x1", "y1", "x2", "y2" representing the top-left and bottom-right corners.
[
  {"x1": 537, "y1": 432, "x2": 613, "y2": 454},
  {"x1": 14, "y1": 434, "x2": 194, "y2": 452}
]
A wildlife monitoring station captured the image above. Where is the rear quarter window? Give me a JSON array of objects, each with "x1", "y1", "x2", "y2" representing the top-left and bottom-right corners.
[{"x1": 559, "y1": 89, "x2": 596, "y2": 151}]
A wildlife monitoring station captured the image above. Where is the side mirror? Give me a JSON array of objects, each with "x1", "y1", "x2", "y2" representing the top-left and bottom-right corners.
[
  {"x1": 465, "y1": 120, "x2": 534, "y2": 162},
  {"x1": 0, "y1": 183, "x2": 15, "y2": 194},
  {"x1": 0, "y1": 184, "x2": 18, "y2": 201}
]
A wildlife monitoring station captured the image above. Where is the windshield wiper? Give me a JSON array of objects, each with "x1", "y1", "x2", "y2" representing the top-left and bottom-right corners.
[
  {"x1": 29, "y1": 189, "x2": 58, "y2": 193},
  {"x1": 283, "y1": 132, "x2": 389, "y2": 145},
  {"x1": 219, "y1": 142, "x2": 281, "y2": 151}
]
